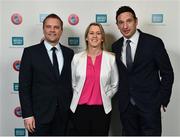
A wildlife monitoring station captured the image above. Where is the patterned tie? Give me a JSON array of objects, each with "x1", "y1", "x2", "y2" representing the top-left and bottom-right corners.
[
  {"x1": 126, "y1": 40, "x2": 133, "y2": 71},
  {"x1": 51, "y1": 47, "x2": 60, "y2": 78}
]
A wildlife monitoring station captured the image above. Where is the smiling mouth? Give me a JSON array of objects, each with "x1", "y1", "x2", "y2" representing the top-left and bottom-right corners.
[
  {"x1": 124, "y1": 30, "x2": 130, "y2": 34},
  {"x1": 48, "y1": 33, "x2": 56, "y2": 35},
  {"x1": 91, "y1": 39, "x2": 99, "y2": 42}
]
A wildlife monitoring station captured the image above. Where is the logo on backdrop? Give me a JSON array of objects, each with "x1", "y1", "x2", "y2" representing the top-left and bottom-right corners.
[
  {"x1": 13, "y1": 60, "x2": 21, "y2": 71},
  {"x1": 68, "y1": 37, "x2": 80, "y2": 46},
  {"x1": 11, "y1": 13, "x2": 22, "y2": 25},
  {"x1": 14, "y1": 128, "x2": 26, "y2": 136},
  {"x1": 96, "y1": 14, "x2": 107, "y2": 23},
  {"x1": 14, "y1": 106, "x2": 22, "y2": 117},
  {"x1": 68, "y1": 14, "x2": 79, "y2": 25},
  {"x1": 152, "y1": 14, "x2": 164, "y2": 23},
  {"x1": 39, "y1": 14, "x2": 48, "y2": 23},
  {"x1": 13, "y1": 83, "x2": 19, "y2": 93},
  {"x1": 12, "y1": 37, "x2": 24, "y2": 46}
]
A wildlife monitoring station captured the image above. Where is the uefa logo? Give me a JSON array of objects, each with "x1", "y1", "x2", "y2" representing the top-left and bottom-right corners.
[
  {"x1": 11, "y1": 13, "x2": 22, "y2": 25},
  {"x1": 13, "y1": 60, "x2": 21, "y2": 71},
  {"x1": 14, "y1": 106, "x2": 22, "y2": 117},
  {"x1": 68, "y1": 14, "x2": 79, "y2": 25}
]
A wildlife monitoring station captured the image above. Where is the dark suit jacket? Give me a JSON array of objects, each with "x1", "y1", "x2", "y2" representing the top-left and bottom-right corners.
[
  {"x1": 19, "y1": 41, "x2": 74, "y2": 123},
  {"x1": 112, "y1": 30, "x2": 174, "y2": 113}
]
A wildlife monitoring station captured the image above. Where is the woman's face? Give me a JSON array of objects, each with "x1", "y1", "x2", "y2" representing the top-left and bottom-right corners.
[{"x1": 86, "y1": 25, "x2": 103, "y2": 49}]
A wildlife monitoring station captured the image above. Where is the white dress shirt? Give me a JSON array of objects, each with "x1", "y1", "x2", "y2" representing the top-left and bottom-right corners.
[
  {"x1": 44, "y1": 40, "x2": 64, "y2": 74},
  {"x1": 121, "y1": 30, "x2": 140, "y2": 67}
]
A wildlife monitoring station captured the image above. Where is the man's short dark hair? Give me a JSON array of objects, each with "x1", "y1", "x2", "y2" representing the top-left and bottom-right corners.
[
  {"x1": 43, "y1": 13, "x2": 63, "y2": 30},
  {"x1": 116, "y1": 6, "x2": 137, "y2": 23}
]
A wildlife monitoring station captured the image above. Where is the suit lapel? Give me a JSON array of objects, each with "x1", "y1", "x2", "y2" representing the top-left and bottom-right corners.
[
  {"x1": 59, "y1": 44, "x2": 66, "y2": 77},
  {"x1": 100, "y1": 51, "x2": 109, "y2": 86},
  {"x1": 76, "y1": 51, "x2": 87, "y2": 96},
  {"x1": 133, "y1": 31, "x2": 144, "y2": 68},
  {"x1": 39, "y1": 41, "x2": 57, "y2": 80},
  {"x1": 117, "y1": 38, "x2": 127, "y2": 69},
  {"x1": 79, "y1": 52, "x2": 87, "y2": 83},
  {"x1": 114, "y1": 31, "x2": 145, "y2": 71}
]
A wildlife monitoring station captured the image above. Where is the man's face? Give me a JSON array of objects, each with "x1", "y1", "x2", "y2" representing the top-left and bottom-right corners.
[
  {"x1": 43, "y1": 18, "x2": 62, "y2": 45},
  {"x1": 117, "y1": 12, "x2": 138, "y2": 39}
]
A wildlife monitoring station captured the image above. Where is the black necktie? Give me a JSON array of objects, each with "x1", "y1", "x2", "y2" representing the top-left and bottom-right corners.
[
  {"x1": 126, "y1": 40, "x2": 133, "y2": 71},
  {"x1": 51, "y1": 47, "x2": 60, "y2": 78}
]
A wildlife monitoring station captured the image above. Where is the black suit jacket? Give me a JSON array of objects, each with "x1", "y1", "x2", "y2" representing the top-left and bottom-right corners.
[
  {"x1": 19, "y1": 41, "x2": 74, "y2": 123},
  {"x1": 112, "y1": 30, "x2": 174, "y2": 113}
]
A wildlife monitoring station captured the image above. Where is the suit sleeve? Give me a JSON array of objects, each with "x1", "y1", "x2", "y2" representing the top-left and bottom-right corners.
[
  {"x1": 154, "y1": 39, "x2": 174, "y2": 107},
  {"x1": 106, "y1": 56, "x2": 119, "y2": 98},
  {"x1": 19, "y1": 48, "x2": 34, "y2": 118}
]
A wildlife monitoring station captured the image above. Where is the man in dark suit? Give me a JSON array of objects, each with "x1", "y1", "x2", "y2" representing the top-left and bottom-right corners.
[
  {"x1": 19, "y1": 14, "x2": 74, "y2": 136},
  {"x1": 112, "y1": 6, "x2": 174, "y2": 136}
]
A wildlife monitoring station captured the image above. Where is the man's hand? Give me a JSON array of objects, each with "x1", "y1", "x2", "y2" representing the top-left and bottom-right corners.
[
  {"x1": 24, "y1": 116, "x2": 35, "y2": 133},
  {"x1": 161, "y1": 105, "x2": 166, "y2": 112}
]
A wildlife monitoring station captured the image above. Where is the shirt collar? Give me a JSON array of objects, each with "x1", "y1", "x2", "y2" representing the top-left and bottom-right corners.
[
  {"x1": 123, "y1": 30, "x2": 140, "y2": 45},
  {"x1": 44, "y1": 40, "x2": 61, "y2": 52}
]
